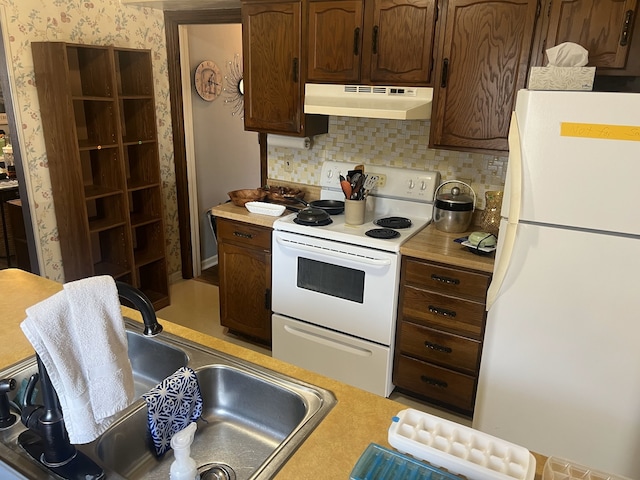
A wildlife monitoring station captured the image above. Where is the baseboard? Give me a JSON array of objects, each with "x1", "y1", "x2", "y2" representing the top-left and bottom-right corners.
[
  {"x1": 201, "y1": 254, "x2": 218, "y2": 270},
  {"x1": 168, "y1": 270, "x2": 183, "y2": 285}
]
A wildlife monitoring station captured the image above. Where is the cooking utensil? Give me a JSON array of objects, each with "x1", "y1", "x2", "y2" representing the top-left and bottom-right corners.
[
  {"x1": 340, "y1": 175, "x2": 353, "y2": 199},
  {"x1": 362, "y1": 175, "x2": 379, "y2": 197},
  {"x1": 433, "y1": 180, "x2": 476, "y2": 233},
  {"x1": 288, "y1": 197, "x2": 344, "y2": 214},
  {"x1": 351, "y1": 174, "x2": 365, "y2": 199},
  {"x1": 294, "y1": 207, "x2": 333, "y2": 226}
]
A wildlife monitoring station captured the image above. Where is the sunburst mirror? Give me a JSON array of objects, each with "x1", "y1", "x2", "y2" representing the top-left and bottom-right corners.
[{"x1": 223, "y1": 54, "x2": 244, "y2": 118}]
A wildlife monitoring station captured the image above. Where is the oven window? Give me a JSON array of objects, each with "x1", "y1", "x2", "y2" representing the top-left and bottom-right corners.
[{"x1": 297, "y1": 258, "x2": 364, "y2": 303}]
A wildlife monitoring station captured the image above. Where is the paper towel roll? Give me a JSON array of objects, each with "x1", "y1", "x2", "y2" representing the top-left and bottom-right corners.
[{"x1": 267, "y1": 134, "x2": 312, "y2": 150}]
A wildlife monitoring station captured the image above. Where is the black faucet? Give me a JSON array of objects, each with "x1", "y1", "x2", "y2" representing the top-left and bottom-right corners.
[
  {"x1": 0, "y1": 378, "x2": 17, "y2": 428},
  {"x1": 17, "y1": 281, "x2": 162, "y2": 479},
  {"x1": 116, "y1": 281, "x2": 163, "y2": 336}
]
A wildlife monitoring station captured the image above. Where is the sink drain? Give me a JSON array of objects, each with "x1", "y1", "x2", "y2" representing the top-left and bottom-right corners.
[{"x1": 198, "y1": 463, "x2": 236, "y2": 480}]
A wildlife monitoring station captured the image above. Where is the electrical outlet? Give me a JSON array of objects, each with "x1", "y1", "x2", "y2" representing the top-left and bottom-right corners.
[
  {"x1": 376, "y1": 174, "x2": 387, "y2": 188},
  {"x1": 284, "y1": 158, "x2": 293, "y2": 172}
]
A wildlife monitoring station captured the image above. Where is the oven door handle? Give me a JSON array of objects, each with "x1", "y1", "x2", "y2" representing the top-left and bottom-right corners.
[
  {"x1": 283, "y1": 324, "x2": 374, "y2": 357},
  {"x1": 275, "y1": 236, "x2": 392, "y2": 267}
]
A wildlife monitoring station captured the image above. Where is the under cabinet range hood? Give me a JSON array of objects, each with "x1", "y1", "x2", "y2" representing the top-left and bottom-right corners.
[{"x1": 303, "y1": 84, "x2": 433, "y2": 120}]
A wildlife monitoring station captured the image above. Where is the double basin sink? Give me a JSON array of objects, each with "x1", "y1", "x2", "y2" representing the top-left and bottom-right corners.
[{"x1": 0, "y1": 318, "x2": 336, "y2": 479}]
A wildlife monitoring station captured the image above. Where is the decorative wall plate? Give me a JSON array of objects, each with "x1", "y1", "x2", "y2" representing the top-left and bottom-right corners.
[
  {"x1": 194, "y1": 60, "x2": 222, "y2": 101},
  {"x1": 223, "y1": 54, "x2": 244, "y2": 117}
]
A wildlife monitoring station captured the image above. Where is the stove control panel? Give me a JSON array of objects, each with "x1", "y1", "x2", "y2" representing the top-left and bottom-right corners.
[{"x1": 320, "y1": 161, "x2": 440, "y2": 203}]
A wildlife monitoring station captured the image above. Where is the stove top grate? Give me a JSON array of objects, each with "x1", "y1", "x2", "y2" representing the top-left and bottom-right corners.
[
  {"x1": 365, "y1": 228, "x2": 401, "y2": 239},
  {"x1": 374, "y1": 217, "x2": 412, "y2": 229}
]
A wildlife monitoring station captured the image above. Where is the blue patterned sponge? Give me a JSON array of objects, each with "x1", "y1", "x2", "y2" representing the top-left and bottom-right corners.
[{"x1": 142, "y1": 366, "x2": 203, "y2": 456}]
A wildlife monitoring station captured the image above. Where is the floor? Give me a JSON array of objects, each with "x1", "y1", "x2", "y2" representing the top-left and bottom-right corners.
[{"x1": 157, "y1": 275, "x2": 472, "y2": 426}]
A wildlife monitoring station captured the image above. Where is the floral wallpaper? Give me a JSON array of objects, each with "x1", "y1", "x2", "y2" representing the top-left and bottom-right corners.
[{"x1": 0, "y1": 0, "x2": 180, "y2": 282}]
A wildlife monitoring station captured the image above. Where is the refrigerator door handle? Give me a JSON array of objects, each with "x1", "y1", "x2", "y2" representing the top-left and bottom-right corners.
[{"x1": 486, "y1": 112, "x2": 522, "y2": 310}]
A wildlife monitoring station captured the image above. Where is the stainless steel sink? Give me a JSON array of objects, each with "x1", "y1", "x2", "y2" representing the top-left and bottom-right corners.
[
  {"x1": 0, "y1": 318, "x2": 336, "y2": 479},
  {"x1": 126, "y1": 329, "x2": 189, "y2": 397}
]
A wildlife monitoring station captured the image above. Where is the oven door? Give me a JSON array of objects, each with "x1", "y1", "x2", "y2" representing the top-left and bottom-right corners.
[{"x1": 272, "y1": 230, "x2": 400, "y2": 345}]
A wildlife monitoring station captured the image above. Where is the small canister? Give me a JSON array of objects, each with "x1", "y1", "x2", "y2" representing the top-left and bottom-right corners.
[{"x1": 433, "y1": 181, "x2": 476, "y2": 233}]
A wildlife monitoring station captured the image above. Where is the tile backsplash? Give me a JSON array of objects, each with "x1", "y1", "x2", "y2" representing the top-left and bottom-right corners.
[{"x1": 268, "y1": 116, "x2": 508, "y2": 209}]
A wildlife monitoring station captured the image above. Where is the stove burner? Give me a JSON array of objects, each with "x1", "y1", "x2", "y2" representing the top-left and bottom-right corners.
[
  {"x1": 374, "y1": 216, "x2": 412, "y2": 229},
  {"x1": 365, "y1": 228, "x2": 401, "y2": 239}
]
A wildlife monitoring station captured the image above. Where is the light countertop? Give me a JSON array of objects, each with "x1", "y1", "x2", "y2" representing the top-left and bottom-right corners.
[
  {"x1": 401, "y1": 224, "x2": 495, "y2": 273},
  {"x1": 0, "y1": 269, "x2": 543, "y2": 478}
]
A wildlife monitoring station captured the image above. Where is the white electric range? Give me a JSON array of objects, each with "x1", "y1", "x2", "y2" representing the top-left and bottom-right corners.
[{"x1": 271, "y1": 162, "x2": 440, "y2": 397}]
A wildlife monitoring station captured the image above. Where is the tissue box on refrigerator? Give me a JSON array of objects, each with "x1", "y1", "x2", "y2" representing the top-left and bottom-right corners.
[{"x1": 528, "y1": 66, "x2": 595, "y2": 91}]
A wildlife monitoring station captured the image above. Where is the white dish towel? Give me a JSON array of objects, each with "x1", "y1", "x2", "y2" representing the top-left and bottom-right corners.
[{"x1": 20, "y1": 275, "x2": 135, "y2": 444}]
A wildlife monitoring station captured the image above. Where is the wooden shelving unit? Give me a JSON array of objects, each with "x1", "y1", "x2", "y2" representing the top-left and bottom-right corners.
[{"x1": 32, "y1": 42, "x2": 169, "y2": 310}]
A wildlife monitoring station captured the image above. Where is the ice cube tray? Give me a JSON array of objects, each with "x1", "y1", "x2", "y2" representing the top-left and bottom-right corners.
[
  {"x1": 389, "y1": 409, "x2": 536, "y2": 480},
  {"x1": 543, "y1": 457, "x2": 631, "y2": 480},
  {"x1": 350, "y1": 443, "x2": 464, "y2": 480}
]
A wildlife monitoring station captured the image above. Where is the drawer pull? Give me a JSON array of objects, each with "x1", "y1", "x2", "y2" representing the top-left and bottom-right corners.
[
  {"x1": 424, "y1": 341, "x2": 452, "y2": 354},
  {"x1": 420, "y1": 375, "x2": 448, "y2": 388},
  {"x1": 428, "y1": 305, "x2": 456, "y2": 318},
  {"x1": 233, "y1": 231, "x2": 254, "y2": 239},
  {"x1": 430, "y1": 273, "x2": 460, "y2": 285}
]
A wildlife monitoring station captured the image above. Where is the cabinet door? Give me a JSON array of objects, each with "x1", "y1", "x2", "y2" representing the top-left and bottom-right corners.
[
  {"x1": 242, "y1": 1, "x2": 302, "y2": 134},
  {"x1": 308, "y1": 0, "x2": 364, "y2": 82},
  {"x1": 430, "y1": 0, "x2": 539, "y2": 153},
  {"x1": 367, "y1": 0, "x2": 438, "y2": 84},
  {"x1": 544, "y1": 0, "x2": 637, "y2": 70},
  {"x1": 219, "y1": 242, "x2": 272, "y2": 343}
]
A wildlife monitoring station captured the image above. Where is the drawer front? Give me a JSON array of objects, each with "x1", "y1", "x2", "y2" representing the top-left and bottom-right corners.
[
  {"x1": 402, "y1": 285, "x2": 486, "y2": 339},
  {"x1": 404, "y1": 259, "x2": 490, "y2": 301},
  {"x1": 393, "y1": 355, "x2": 476, "y2": 412},
  {"x1": 398, "y1": 322, "x2": 481, "y2": 374},
  {"x1": 217, "y1": 218, "x2": 271, "y2": 250}
]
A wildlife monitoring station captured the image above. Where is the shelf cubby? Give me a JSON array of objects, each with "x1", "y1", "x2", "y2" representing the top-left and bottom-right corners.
[
  {"x1": 86, "y1": 194, "x2": 127, "y2": 233},
  {"x1": 124, "y1": 142, "x2": 160, "y2": 188},
  {"x1": 120, "y1": 98, "x2": 157, "y2": 143},
  {"x1": 80, "y1": 147, "x2": 124, "y2": 191},
  {"x1": 132, "y1": 220, "x2": 165, "y2": 267},
  {"x1": 74, "y1": 99, "x2": 119, "y2": 148},
  {"x1": 137, "y1": 259, "x2": 169, "y2": 310},
  {"x1": 114, "y1": 48, "x2": 154, "y2": 97},
  {"x1": 66, "y1": 45, "x2": 114, "y2": 98}
]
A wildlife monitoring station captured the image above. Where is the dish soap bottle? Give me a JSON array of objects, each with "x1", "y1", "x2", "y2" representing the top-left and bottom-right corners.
[{"x1": 170, "y1": 422, "x2": 200, "y2": 480}]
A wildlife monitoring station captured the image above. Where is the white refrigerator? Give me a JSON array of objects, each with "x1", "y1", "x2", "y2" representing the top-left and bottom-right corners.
[{"x1": 473, "y1": 89, "x2": 640, "y2": 478}]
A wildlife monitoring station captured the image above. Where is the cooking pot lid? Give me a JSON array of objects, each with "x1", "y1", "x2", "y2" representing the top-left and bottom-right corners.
[{"x1": 435, "y1": 187, "x2": 474, "y2": 210}]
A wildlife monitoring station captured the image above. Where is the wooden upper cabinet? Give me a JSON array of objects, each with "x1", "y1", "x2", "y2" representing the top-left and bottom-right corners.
[
  {"x1": 242, "y1": 0, "x2": 328, "y2": 135},
  {"x1": 308, "y1": 0, "x2": 364, "y2": 82},
  {"x1": 541, "y1": 0, "x2": 638, "y2": 71},
  {"x1": 307, "y1": 0, "x2": 438, "y2": 85},
  {"x1": 429, "y1": 0, "x2": 539, "y2": 153},
  {"x1": 367, "y1": 0, "x2": 438, "y2": 84},
  {"x1": 243, "y1": 1, "x2": 302, "y2": 133}
]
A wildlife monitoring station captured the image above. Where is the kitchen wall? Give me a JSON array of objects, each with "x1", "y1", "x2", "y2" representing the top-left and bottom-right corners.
[
  {"x1": 268, "y1": 117, "x2": 508, "y2": 209},
  {"x1": 0, "y1": 0, "x2": 180, "y2": 282}
]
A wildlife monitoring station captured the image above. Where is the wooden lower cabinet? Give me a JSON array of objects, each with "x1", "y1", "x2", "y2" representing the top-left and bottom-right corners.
[
  {"x1": 393, "y1": 257, "x2": 491, "y2": 416},
  {"x1": 217, "y1": 218, "x2": 272, "y2": 345}
]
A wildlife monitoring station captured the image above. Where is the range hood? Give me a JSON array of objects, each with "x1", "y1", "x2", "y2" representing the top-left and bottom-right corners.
[{"x1": 304, "y1": 84, "x2": 433, "y2": 120}]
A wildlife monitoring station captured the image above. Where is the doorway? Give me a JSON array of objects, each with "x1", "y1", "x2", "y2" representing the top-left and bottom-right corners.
[{"x1": 166, "y1": 9, "x2": 266, "y2": 281}]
